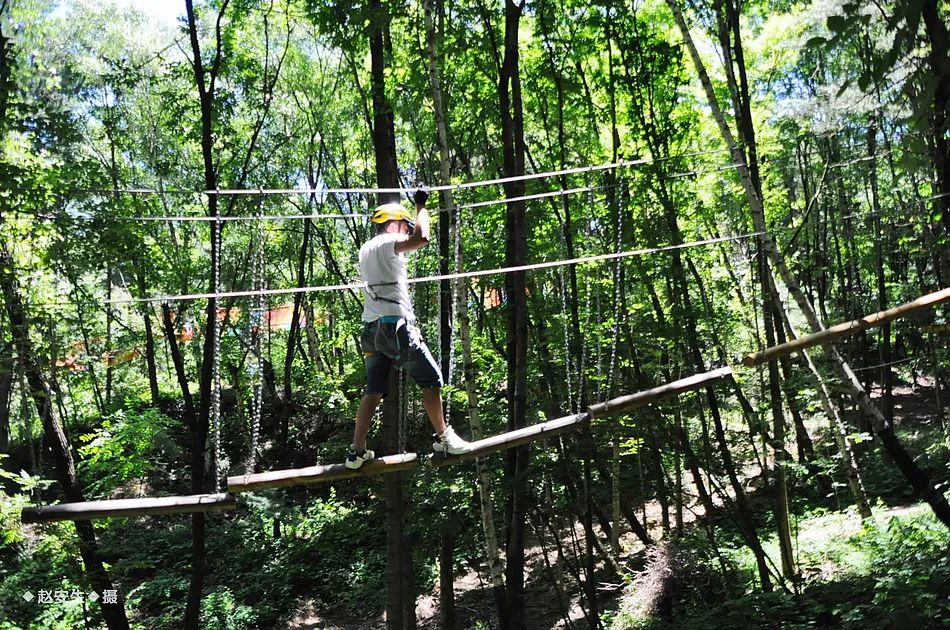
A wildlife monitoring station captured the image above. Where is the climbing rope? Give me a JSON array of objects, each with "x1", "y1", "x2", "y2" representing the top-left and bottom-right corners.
[
  {"x1": 607, "y1": 174, "x2": 624, "y2": 398},
  {"x1": 211, "y1": 214, "x2": 225, "y2": 493},
  {"x1": 246, "y1": 200, "x2": 266, "y2": 474}
]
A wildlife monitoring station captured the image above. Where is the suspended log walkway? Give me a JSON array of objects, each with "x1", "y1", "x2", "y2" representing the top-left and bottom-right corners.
[
  {"x1": 21, "y1": 493, "x2": 236, "y2": 524},
  {"x1": 430, "y1": 366, "x2": 733, "y2": 468},
  {"x1": 21, "y1": 369, "x2": 733, "y2": 513},
  {"x1": 227, "y1": 453, "x2": 419, "y2": 493},
  {"x1": 742, "y1": 287, "x2": 950, "y2": 367}
]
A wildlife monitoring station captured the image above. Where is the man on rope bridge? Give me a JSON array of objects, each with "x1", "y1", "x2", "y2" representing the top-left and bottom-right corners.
[{"x1": 347, "y1": 188, "x2": 473, "y2": 469}]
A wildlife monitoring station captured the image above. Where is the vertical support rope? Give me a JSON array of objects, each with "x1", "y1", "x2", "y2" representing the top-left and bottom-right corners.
[
  {"x1": 579, "y1": 268, "x2": 592, "y2": 409},
  {"x1": 246, "y1": 198, "x2": 265, "y2": 474},
  {"x1": 608, "y1": 173, "x2": 623, "y2": 397},
  {"x1": 558, "y1": 268, "x2": 575, "y2": 414},
  {"x1": 446, "y1": 189, "x2": 463, "y2": 424},
  {"x1": 211, "y1": 214, "x2": 224, "y2": 493},
  {"x1": 399, "y1": 368, "x2": 407, "y2": 453}
]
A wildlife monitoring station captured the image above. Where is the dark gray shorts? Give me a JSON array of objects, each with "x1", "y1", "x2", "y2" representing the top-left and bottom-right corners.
[{"x1": 361, "y1": 318, "x2": 443, "y2": 395}]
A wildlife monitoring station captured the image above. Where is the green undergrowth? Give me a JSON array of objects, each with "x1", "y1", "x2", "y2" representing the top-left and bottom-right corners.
[
  {"x1": 0, "y1": 485, "x2": 399, "y2": 629},
  {"x1": 610, "y1": 504, "x2": 950, "y2": 629}
]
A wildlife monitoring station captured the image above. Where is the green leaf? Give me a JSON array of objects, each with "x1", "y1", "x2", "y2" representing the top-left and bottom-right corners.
[
  {"x1": 805, "y1": 36, "x2": 828, "y2": 48},
  {"x1": 827, "y1": 15, "x2": 847, "y2": 33}
]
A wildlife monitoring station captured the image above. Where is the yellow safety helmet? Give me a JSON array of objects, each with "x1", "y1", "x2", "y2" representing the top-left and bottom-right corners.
[{"x1": 371, "y1": 202, "x2": 415, "y2": 231}]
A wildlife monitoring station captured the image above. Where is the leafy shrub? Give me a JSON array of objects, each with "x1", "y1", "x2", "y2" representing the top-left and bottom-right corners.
[
  {"x1": 837, "y1": 514, "x2": 950, "y2": 627},
  {"x1": 77, "y1": 407, "x2": 181, "y2": 496},
  {"x1": 200, "y1": 588, "x2": 260, "y2": 629}
]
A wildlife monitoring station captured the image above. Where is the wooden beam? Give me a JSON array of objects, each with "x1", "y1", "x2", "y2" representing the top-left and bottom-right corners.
[
  {"x1": 227, "y1": 453, "x2": 418, "y2": 493},
  {"x1": 21, "y1": 493, "x2": 236, "y2": 524},
  {"x1": 430, "y1": 367, "x2": 733, "y2": 468},
  {"x1": 587, "y1": 366, "x2": 734, "y2": 418},
  {"x1": 429, "y1": 413, "x2": 590, "y2": 468},
  {"x1": 743, "y1": 287, "x2": 950, "y2": 367},
  {"x1": 923, "y1": 323, "x2": 950, "y2": 335}
]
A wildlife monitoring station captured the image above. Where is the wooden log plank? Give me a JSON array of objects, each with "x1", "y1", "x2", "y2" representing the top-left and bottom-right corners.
[
  {"x1": 429, "y1": 413, "x2": 590, "y2": 468},
  {"x1": 431, "y1": 367, "x2": 733, "y2": 468},
  {"x1": 227, "y1": 453, "x2": 418, "y2": 493},
  {"x1": 21, "y1": 493, "x2": 236, "y2": 524},
  {"x1": 743, "y1": 287, "x2": 950, "y2": 367},
  {"x1": 587, "y1": 367, "x2": 734, "y2": 418}
]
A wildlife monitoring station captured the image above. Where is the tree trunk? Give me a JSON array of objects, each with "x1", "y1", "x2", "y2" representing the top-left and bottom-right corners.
[
  {"x1": 762, "y1": 266, "x2": 796, "y2": 581},
  {"x1": 0, "y1": 343, "x2": 12, "y2": 453},
  {"x1": 767, "y1": 279, "x2": 874, "y2": 519},
  {"x1": 452, "y1": 214, "x2": 508, "y2": 622},
  {"x1": 137, "y1": 272, "x2": 161, "y2": 406},
  {"x1": 383, "y1": 370, "x2": 406, "y2": 630},
  {"x1": 1, "y1": 244, "x2": 130, "y2": 629},
  {"x1": 184, "y1": 1, "x2": 225, "y2": 624},
  {"x1": 867, "y1": 123, "x2": 895, "y2": 425},
  {"x1": 499, "y1": 1, "x2": 529, "y2": 627},
  {"x1": 611, "y1": 440, "x2": 621, "y2": 555},
  {"x1": 422, "y1": 4, "x2": 460, "y2": 624},
  {"x1": 161, "y1": 305, "x2": 196, "y2": 419},
  {"x1": 921, "y1": 0, "x2": 950, "y2": 240},
  {"x1": 367, "y1": 0, "x2": 410, "y2": 624}
]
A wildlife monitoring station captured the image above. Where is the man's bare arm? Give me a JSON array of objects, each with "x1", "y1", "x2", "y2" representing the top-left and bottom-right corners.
[{"x1": 395, "y1": 198, "x2": 430, "y2": 254}]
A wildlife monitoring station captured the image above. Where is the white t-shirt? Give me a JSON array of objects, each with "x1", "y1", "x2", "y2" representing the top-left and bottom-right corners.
[{"x1": 360, "y1": 233, "x2": 414, "y2": 322}]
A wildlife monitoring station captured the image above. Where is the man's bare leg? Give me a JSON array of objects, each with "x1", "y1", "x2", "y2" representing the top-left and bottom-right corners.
[
  {"x1": 421, "y1": 387, "x2": 447, "y2": 435},
  {"x1": 352, "y1": 393, "x2": 383, "y2": 452}
]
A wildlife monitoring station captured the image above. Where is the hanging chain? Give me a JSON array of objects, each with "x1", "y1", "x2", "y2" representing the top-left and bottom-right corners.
[
  {"x1": 558, "y1": 268, "x2": 575, "y2": 414},
  {"x1": 399, "y1": 368, "x2": 407, "y2": 452},
  {"x1": 579, "y1": 264, "x2": 592, "y2": 409},
  {"x1": 607, "y1": 175, "x2": 623, "y2": 397},
  {"x1": 446, "y1": 185, "x2": 465, "y2": 424},
  {"x1": 246, "y1": 200, "x2": 265, "y2": 474},
  {"x1": 211, "y1": 214, "x2": 225, "y2": 493}
]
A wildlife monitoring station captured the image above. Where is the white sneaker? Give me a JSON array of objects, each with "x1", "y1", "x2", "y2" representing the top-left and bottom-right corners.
[
  {"x1": 432, "y1": 425, "x2": 474, "y2": 455},
  {"x1": 345, "y1": 447, "x2": 375, "y2": 470}
]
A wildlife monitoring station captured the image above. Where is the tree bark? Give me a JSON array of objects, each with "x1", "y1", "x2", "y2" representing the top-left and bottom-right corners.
[
  {"x1": 137, "y1": 272, "x2": 161, "y2": 406},
  {"x1": 367, "y1": 0, "x2": 410, "y2": 624},
  {"x1": 921, "y1": 0, "x2": 950, "y2": 239},
  {"x1": 0, "y1": 342, "x2": 11, "y2": 453},
  {"x1": 499, "y1": 1, "x2": 529, "y2": 627},
  {"x1": 184, "y1": 1, "x2": 227, "y2": 624},
  {"x1": 421, "y1": 5, "x2": 460, "y2": 625}
]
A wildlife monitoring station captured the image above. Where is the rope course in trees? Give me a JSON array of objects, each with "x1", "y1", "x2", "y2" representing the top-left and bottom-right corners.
[
  {"x1": 21, "y1": 145, "x2": 944, "y2": 521},
  {"x1": 22, "y1": 283, "x2": 945, "y2": 515}
]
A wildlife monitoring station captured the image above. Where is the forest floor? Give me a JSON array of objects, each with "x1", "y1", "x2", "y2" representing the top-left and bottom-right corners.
[
  {"x1": 282, "y1": 376, "x2": 949, "y2": 630},
  {"x1": 283, "y1": 520, "x2": 635, "y2": 630}
]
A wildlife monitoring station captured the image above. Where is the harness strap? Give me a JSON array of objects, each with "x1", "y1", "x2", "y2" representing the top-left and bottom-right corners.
[{"x1": 365, "y1": 283, "x2": 405, "y2": 307}]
